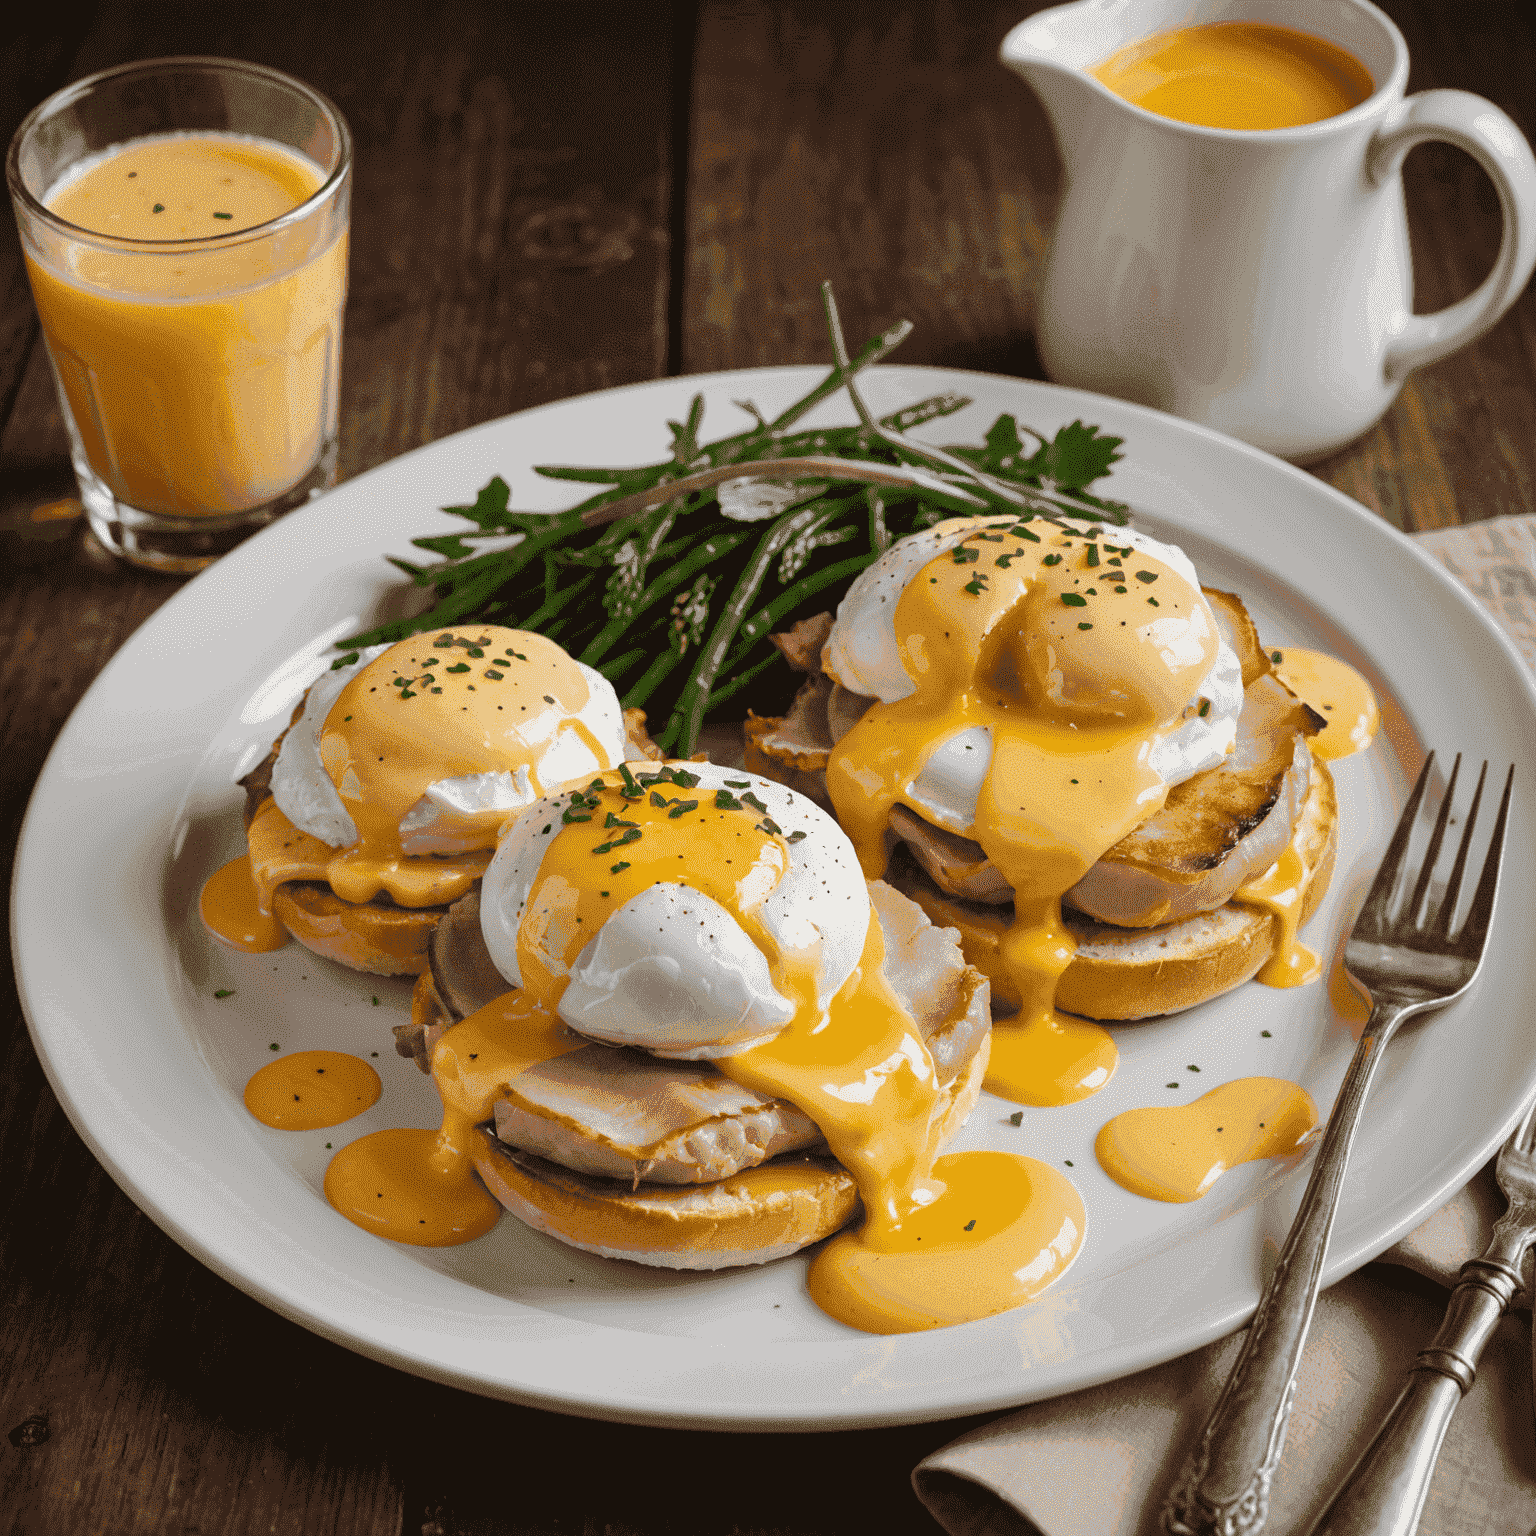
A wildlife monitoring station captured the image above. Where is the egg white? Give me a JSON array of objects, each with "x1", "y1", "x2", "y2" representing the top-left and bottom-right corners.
[
  {"x1": 480, "y1": 764, "x2": 871, "y2": 1059},
  {"x1": 269, "y1": 645, "x2": 629, "y2": 853}
]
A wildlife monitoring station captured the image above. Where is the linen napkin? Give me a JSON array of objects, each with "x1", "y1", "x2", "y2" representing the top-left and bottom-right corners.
[{"x1": 914, "y1": 515, "x2": 1536, "y2": 1536}]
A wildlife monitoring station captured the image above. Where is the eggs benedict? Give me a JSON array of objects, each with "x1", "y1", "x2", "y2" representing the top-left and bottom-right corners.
[
  {"x1": 744, "y1": 513, "x2": 1341, "y2": 1058},
  {"x1": 204, "y1": 626, "x2": 643, "y2": 975},
  {"x1": 397, "y1": 761, "x2": 1085, "y2": 1332}
]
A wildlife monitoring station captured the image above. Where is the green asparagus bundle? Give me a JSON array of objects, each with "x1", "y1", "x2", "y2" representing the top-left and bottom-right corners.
[{"x1": 347, "y1": 286, "x2": 1127, "y2": 757}]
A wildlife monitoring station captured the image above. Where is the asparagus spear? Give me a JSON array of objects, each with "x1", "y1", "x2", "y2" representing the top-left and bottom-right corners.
[{"x1": 347, "y1": 285, "x2": 1126, "y2": 756}]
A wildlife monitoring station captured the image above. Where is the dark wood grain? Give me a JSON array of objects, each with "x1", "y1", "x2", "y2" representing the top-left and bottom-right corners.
[
  {"x1": 0, "y1": 4, "x2": 684, "y2": 1532},
  {"x1": 2, "y1": 0, "x2": 1535, "y2": 1531},
  {"x1": 683, "y1": 0, "x2": 1061, "y2": 379}
]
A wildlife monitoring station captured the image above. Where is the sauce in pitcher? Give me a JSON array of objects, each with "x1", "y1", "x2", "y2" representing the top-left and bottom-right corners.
[{"x1": 1092, "y1": 23, "x2": 1375, "y2": 131}]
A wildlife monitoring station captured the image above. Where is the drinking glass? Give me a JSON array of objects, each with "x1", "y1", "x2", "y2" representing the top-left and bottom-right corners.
[{"x1": 6, "y1": 57, "x2": 351, "y2": 572}]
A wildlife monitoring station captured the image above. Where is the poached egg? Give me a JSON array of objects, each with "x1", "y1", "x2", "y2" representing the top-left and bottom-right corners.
[
  {"x1": 396, "y1": 759, "x2": 1086, "y2": 1332},
  {"x1": 247, "y1": 626, "x2": 628, "y2": 913},
  {"x1": 822, "y1": 513, "x2": 1242, "y2": 1098}
]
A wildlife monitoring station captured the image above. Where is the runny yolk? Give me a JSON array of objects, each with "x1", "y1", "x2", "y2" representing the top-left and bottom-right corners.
[
  {"x1": 826, "y1": 517, "x2": 1220, "y2": 1105},
  {"x1": 244, "y1": 1049, "x2": 381, "y2": 1129},
  {"x1": 1095, "y1": 1077, "x2": 1318, "y2": 1202},
  {"x1": 1269, "y1": 648, "x2": 1379, "y2": 761},
  {"x1": 200, "y1": 852, "x2": 287, "y2": 952}
]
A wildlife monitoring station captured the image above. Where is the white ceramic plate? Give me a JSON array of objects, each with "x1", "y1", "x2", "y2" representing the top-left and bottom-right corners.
[{"x1": 15, "y1": 367, "x2": 1536, "y2": 1430}]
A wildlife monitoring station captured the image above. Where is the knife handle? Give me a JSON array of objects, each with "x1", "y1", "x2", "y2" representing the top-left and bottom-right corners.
[{"x1": 1303, "y1": 1255, "x2": 1521, "y2": 1536}]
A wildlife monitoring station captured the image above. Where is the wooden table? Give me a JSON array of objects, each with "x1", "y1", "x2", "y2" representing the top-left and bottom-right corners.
[{"x1": 3, "y1": 2, "x2": 1533, "y2": 1530}]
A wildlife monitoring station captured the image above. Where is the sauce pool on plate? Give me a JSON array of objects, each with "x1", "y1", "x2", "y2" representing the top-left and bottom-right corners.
[
  {"x1": 324, "y1": 1127, "x2": 503, "y2": 1247},
  {"x1": 1096, "y1": 1077, "x2": 1319, "y2": 1202},
  {"x1": 244, "y1": 1049, "x2": 381, "y2": 1131}
]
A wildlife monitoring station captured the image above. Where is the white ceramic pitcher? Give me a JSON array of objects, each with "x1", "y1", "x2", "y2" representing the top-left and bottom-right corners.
[{"x1": 1001, "y1": 0, "x2": 1536, "y2": 462}]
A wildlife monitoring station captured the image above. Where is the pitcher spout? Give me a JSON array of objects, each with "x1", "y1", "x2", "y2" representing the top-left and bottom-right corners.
[{"x1": 1000, "y1": 0, "x2": 1143, "y2": 163}]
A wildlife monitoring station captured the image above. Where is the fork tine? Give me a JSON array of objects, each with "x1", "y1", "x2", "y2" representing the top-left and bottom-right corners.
[
  {"x1": 1354, "y1": 752, "x2": 1436, "y2": 938},
  {"x1": 1446, "y1": 764, "x2": 1513, "y2": 955},
  {"x1": 1427, "y1": 759, "x2": 1487, "y2": 942},
  {"x1": 1408, "y1": 752, "x2": 1463, "y2": 925}
]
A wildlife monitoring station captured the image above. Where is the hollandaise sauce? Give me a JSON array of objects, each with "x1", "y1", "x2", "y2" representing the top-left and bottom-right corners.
[
  {"x1": 725, "y1": 909, "x2": 1085, "y2": 1330},
  {"x1": 318, "y1": 629, "x2": 608, "y2": 907},
  {"x1": 206, "y1": 627, "x2": 622, "y2": 943},
  {"x1": 200, "y1": 852, "x2": 287, "y2": 951},
  {"x1": 326, "y1": 989, "x2": 580, "y2": 1246},
  {"x1": 1096, "y1": 1077, "x2": 1318, "y2": 1202},
  {"x1": 244, "y1": 1049, "x2": 380, "y2": 1130},
  {"x1": 825, "y1": 517, "x2": 1225, "y2": 1104},
  {"x1": 1269, "y1": 649, "x2": 1380, "y2": 761},
  {"x1": 324, "y1": 1127, "x2": 503, "y2": 1246},
  {"x1": 809, "y1": 1151, "x2": 1085, "y2": 1334},
  {"x1": 895, "y1": 885, "x2": 1116, "y2": 1104},
  {"x1": 1091, "y1": 23, "x2": 1375, "y2": 131},
  {"x1": 1236, "y1": 844, "x2": 1322, "y2": 987}
]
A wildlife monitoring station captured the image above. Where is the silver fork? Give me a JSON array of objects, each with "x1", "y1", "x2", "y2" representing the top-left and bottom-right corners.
[
  {"x1": 1163, "y1": 752, "x2": 1515, "y2": 1536},
  {"x1": 1303, "y1": 1096, "x2": 1536, "y2": 1536}
]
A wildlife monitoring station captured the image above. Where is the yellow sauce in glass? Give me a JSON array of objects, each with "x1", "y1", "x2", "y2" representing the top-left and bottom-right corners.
[
  {"x1": 27, "y1": 132, "x2": 345, "y2": 516},
  {"x1": 1092, "y1": 23, "x2": 1375, "y2": 131}
]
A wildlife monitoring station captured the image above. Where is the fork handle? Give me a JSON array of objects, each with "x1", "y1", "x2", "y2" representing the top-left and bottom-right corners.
[
  {"x1": 1163, "y1": 1001, "x2": 1410, "y2": 1536},
  {"x1": 1303, "y1": 1253, "x2": 1524, "y2": 1536}
]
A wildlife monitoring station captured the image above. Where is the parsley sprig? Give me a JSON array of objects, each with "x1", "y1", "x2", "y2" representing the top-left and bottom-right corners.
[{"x1": 346, "y1": 284, "x2": 1125, "y2": 756}]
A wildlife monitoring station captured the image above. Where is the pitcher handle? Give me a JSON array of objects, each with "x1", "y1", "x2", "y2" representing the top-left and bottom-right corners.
[{"x1": 1369, "y1": 90, "x2": 1536, "y2": 382}]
